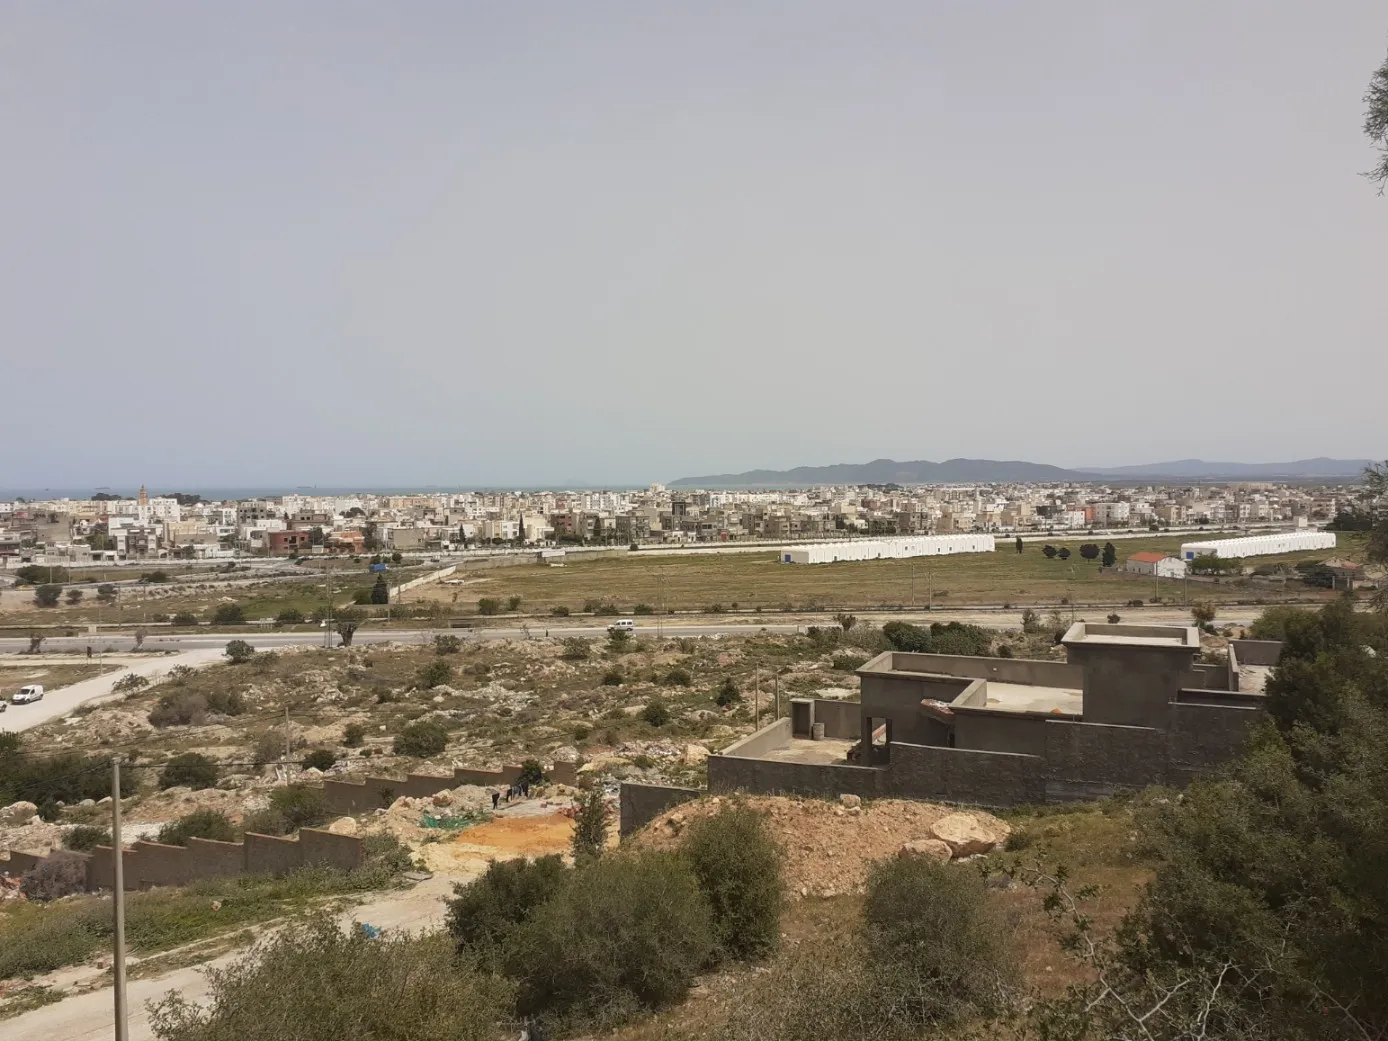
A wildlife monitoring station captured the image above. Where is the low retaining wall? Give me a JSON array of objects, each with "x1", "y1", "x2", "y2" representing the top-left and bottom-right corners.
[
  {"x1": 708, "y1": 755, "x2": 887, "y2": 800},
  {"x1": 619, "y1": 782, "x2": 703, "y2": 837},
  {"x1": 888, "y1": 742, "x2": 1046, "y2": 806},
  {"x1": 1044, "y1": 720, "x2": 1168, "y2": 801},
  {"x1": 4, "y1": 827, "x2": 363, "y2": 892},
  {"x1": 718, "y1": 718, "x2": 792, "y2": 759},
  {"x1": 1229, "y1": 640, "x2": 1282, "y2": 667},
  {"x1": 319, "y1": 761, "x2": 578, "y2": 816}
]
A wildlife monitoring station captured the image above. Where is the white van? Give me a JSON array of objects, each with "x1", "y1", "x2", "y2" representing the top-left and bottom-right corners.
[
  {"x1": 12, "y1": 684, "x2": 44, "y2": 704},
  {"x1": 607, "y1": 619, "x2": 636, "y2": 635}
]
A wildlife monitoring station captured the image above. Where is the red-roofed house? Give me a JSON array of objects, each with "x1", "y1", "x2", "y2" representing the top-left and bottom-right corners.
[{"x1": 1124, "y1": 551, "x2": 1187, "y2": 578}]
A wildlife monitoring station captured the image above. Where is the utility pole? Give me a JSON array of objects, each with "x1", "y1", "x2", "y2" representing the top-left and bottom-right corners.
[
  {"x1": 111, "y1": 759, "x2": 129, "y2": 1041},
  {"x1": 754, "y1": 669, "x2": 760, "y2": 727},
  {"x1": 773, "y1": 668, "x2": 780, "y2": 720},
  {"x1": 283, "y1": 706, "x2": 292, "y2": 782},
  {"x1": 910, "y1": 560, "x2": 915, "y2": 608}
]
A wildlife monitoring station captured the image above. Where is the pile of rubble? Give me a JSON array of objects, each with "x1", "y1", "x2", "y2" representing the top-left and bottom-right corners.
[{"x1": 638, "y1": 794, "x2": 1010, "y2": 898}]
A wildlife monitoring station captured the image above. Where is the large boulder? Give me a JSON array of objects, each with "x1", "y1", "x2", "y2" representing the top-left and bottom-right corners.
[
  {"x1": 326, "y1": 816, "x2": 358, "y2": 837},
  {"x1": 0, "y1": 801, "x2": 39, "y2": 826},
  {"x1": 682, "y1": 743, "x2": 710, "y2": 766},
  {"x1": 929, "y1": 813, "x2": 1009, "y2": 857},
  {"x1": 899, "y1": 838, "x2": 953, "y2": 861}
]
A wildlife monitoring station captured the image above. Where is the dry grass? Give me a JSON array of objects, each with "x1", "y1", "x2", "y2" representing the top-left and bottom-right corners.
[
  {"x1": 410, "y1": 534, "x2": 1363, "y2": 615},
  {"x1": 0, "y1": 662, "x2": 119, "y2": 700}
]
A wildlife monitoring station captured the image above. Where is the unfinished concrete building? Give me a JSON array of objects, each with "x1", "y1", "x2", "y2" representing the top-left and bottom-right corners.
[{"x1": 670, "y1": 624, "x2": 1276, "y2": 817}]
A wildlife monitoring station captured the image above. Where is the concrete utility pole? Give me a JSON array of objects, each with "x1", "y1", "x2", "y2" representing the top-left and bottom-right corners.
[{"x1": 111, "y1": 759, "x2": 129, "y2": 1041}]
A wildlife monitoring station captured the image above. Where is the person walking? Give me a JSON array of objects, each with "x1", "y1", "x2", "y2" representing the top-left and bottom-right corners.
[{"x1": 491, "y1": 789, "x2": 500, "y2": 810}]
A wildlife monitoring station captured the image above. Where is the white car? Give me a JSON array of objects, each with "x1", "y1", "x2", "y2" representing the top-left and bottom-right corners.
[
  {"x1": 11, "y1": 684, "x2": 44, "y2": 704},
  {"x1": 607, "y1": 619, "x2": 636, "y2": 634}
]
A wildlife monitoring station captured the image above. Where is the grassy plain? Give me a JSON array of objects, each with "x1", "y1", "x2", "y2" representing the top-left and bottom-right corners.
[{"x1": 420, "y1": 533, "x2": 1366, "y2": 615}]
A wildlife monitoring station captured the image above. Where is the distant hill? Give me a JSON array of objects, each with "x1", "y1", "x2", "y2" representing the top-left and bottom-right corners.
[
  {"x1": 669, "y1": 458, "x2": 1084, "y2": 488},
  {"x1": 669, "y1": 456, "x2": 1375, "y2": 488},
  {"x1": 1080, "y1": 458, "x2": 1375, "y2": 480}
]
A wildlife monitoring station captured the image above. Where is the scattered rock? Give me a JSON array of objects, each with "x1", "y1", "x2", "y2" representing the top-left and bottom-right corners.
[
  {"x1": 0, "y1": 801, "x2": 39, "y2": 826},
  {"x1": 839, "y1": 794, "x2": 861, "y2": 809},
  {"x1": 929, "y1": 813, "x2": 1009, "y2": 857},
  {"x1": 326, "y1": 816, "x2": 359, "y2": 837},
  {"x1": 682, "y1": 743, "x2": 710, "y2": 766},
  {"x1": 899, "y1": 838, "x2": 953, "y2": 861}
]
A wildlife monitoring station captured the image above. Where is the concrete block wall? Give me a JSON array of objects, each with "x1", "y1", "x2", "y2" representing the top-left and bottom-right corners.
[
  {"x1": 707, "y1": 755, "x2": 887, "y2": 800},
  {"x1": 1043, "y1": 720, "x2": 1168, "y2": 801},
  {"x1": 718, "y1": 718, "x2": 793, "y2": 759},
  {"x1": 245, "y1": 833, "x2": 308, "y2": 876},
  {"x1": 887, "y1": 742, "x2": 1046, "y2": 806},
  {"x1": 953, "y1": 710, "x2": 1050, "y2": 756},
  {"x1": 319, "y1": 761, "x2": 574, "y2": 816},
  {"x1": 808, "y1": 699, "x2": 860, "y2": 739},
  {"x1": 1166, "y1": 700, "x2": 1261, "y2": 785},
  {"x1": 885, "y1": 652, "x2": 1083, "y2": 688},
  {"x1": 1229, "y1": 640, "x2": 1282, "y2": 667},
  {"x1": 619, "y1": 782, "x2": 702, "y2": 838}
]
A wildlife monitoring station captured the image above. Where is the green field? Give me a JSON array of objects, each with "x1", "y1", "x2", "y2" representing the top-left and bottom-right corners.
[{"x1": 417, "y1": 534, "x2": 1366, "y2": 615}]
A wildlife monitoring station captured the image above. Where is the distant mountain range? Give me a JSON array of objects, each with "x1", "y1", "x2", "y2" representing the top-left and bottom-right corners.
[{"x1": 669, "y1": 457, "x2": 1375, "y2": 488}]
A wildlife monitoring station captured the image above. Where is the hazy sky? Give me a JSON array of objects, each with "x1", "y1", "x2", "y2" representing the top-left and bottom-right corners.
[{"x1": 2, "y1": 3, "x2": 1385, "y2": 491}]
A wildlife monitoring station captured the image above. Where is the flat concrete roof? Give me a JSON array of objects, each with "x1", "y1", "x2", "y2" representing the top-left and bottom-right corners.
[
  {"x1": 758, "y1": 737, "x2": 856, "y2": 766},
  {"x1": 1062, "y1": 621, "x2": 1198, "y2": 649},
  {"x1": 1237, "y1": 664, "x2": 1273, "y2": 694},
  {"x1": 978, "y1": 681, "x2": 1083, "y2": 715}
]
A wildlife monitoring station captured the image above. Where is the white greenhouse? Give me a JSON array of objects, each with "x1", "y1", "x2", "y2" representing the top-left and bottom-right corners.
[
  {"x1": 779, "y1": 534, "x2": 996, "y2": 565},
  {"x1": 1179, "y1": 530, "x2": 1336, "y2": 561}
]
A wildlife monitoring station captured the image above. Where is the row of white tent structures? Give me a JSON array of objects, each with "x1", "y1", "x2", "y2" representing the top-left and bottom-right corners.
[
  {"x1": 1178, "y1": 530, "x2": 1336, "y2": 561},
  {"x1": 779, "y1": 534, "x2": 996, "y2": 565}
]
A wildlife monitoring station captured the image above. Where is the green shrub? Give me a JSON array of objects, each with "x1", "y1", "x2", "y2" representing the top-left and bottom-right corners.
[
  {"x1": 416, "y1": 660, "x2": 452, "y2": 689},
  {"x1": 446, "y1": 854, "x2": 568, "y2": 958},
  {"x1": 572, "y1": 724, "x2": 591, "y2": 741},
  {"x1": 0, "y1": 741, "x2": 111, "y2": 808},
  {"x1": 632, "y1": 603, "x2": 654, "y2": 615},
  {"x1": 682, "y1": 804, "x2": 784, "y2": 962},
  {"x1": 601, "y1": 668, "x2": 623, "y2": 686},
  {"x1": 861, "y1": 854, "x2": 1016, "y2": 1025},
  {"x1": 171, "y1": 612, "x2": 199, "y2": 627},
  {"x1": 394, "y1": 720, "x2": 448, "y2": 758},
  {"x1": 433, "y1": 634, "x2": 461, "y2": 655},
  {"x1": 275, "y1": 607, "x2": 305, "y2": 626},
  {"x1": 149, "y1": 689, "x2": 246, "y2": 727},
  {"x1": 159, "y1": 753, "x2": 220, "y2": 790},
  {"x1": 158, "y1": 810, "x2": 238, "y2": 847},
  {"x1": 224, "y1": 639, "x2": 255, "y2": 663},
  {"x1": 477, "y1": 597, "x2": 501, "y2": 615},
  {"x1": 715, "y1": 678, "x2": 740, "y2": 707},
  {"x1": 147, "y1": 922, "x2": 514, "y2": 1041},
  {"x1": 642, "y1": 699, "x2": 671, "y2": 727},
  {"x1": 518, "y1": 759, "x2": 544, "y2": 787},
  {"x1": 666, "y1": 667, "x2": 692, "y2": 686},
  {"x1": 213, "y1": 604, "x2": 246, "y2": 625},
  {"x1": 243, "y1": 785, "x2": 331, "y2": 836},
  {"x1": 301, "y1": 749, "x2": 337, "y2": 772},
  {"x1": 551, "y1": 605, "x2": 571, "y2": 617},
  {"x1": 571, "y1": 787, "x2": 609, "y2": 861},
  {"x1": 831, "y1": 653, "x2": 869, "y2": 673},
  {"x1": 341, "y1": 723, "x2": 365, "y2": 748},
  {"x1": 560, "y1": 638, "x2": 590, "y2": 660},
  {"x1": 113, "y1": 672, "x2": 150, "y2": 693},
  {"x1": 21, "y1": 851, "x2": 90, "y2": 901},
  {"x1": 64, "y1": 825, "x2": 112, "y2": 853},
  {"x1": 503, "y1": 851, "x2": 715, "y2": 1029}
]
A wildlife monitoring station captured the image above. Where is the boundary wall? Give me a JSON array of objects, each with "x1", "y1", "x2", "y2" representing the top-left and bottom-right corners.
[
  {"x1": 619, "y1": 782, "x2": 703, "y2": 837},
  {"x1": 2, "y1": 827, "x2": 362, "y2": 892},
  {"x1": 318, "y1": 760, "x2": 579, "y2": 816}
]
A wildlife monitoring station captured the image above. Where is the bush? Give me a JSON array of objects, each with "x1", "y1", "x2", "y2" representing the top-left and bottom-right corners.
[
  {"x1": 666, "y1": 666, "x2": 692, "y2": 686},
  {"x1": 33, "y1": 584, "x2": 62, "y2": 607},
  {"x1": 861, "y1": 854, "x2": 1016, "y2": 1025},
  {"x1": 682, "y1": 805, "x2": 784, "y2": 962},
  {"x1": 64, "y1": 825, "x2": 112, "y2": 853},
  {"x1": 158, "y1": 809, "x2": 238, "y2": 847},
  {"x1": 551, "y1": 605, "x2": 571, "y2": 617},
  {"x1": 446, "y1": 854, "x2": 568, "y2": 958},
  {"x1": 212, "y1": 603, "x2": 246, "y2": 625},
  {"x1": 560, "y1": 637, "x2": 590, "y2": 661},
  {"x1": 21, "y1": 851, "x2": 89, "y2": 901},
  {"x1": 275, "y1": 608, "x2": 305, "y2": 626},
  {"x1": 831, "y1": 653, "x2": 869, "y2": 673},
  {"x1": 1107, "y1": 613, "x2": 1122, "y2": 624},
  {"x1": 571, "y1": 787, "x2": 609, "y2": 861},
  {"x1": 477, "y1": 597, "x2": 501, "y2": 615},
  {"x1": 301, "y1": 749, "x2": 337, "y2": 772},
  {"x1": 224, "y1": 639, "x2": 255, "y2": 663},
  {"x1": 149, "y1": 689, "x2": 246, "y2": 727},
  {"x1": 159, "y1": 753, "x2": 220, "y2": 791},
  {"x1": 433, "y1": 634, "x2": 461, "y2": 655},
  {"x1": 642, "y1": 699, "x2": 671, "y2": 727},
  {"x1": 503, "y1": 851, "x2": 715, "y2": 1029},
  {"x1": 1248, "y1": 604, "x2": 1308, "y2": 642},
  {"x1": 341, "y1": 724, "x2": 365, "y2": 748},
  {"x1": 1021, "y1": 607, "x2": 1043, "y2": 634},
  {"x1": 518, "y1": 759, "x2": 544, "y2": 787},
  {"x1": 715, "y1": 677, "x2": 740, "y2": 707},
  {"x1": 243, "y1": 785, "x2": 331, "y2": 836},
  {"x1": 141, "y1": 570, "x2": 171, "y2": 584},
  {"x1": 148, "y1": 922, "x2": 514, "y2": 1041},
  {"x1": 171, "y1": 611, "x2": 199, "y2": 626},
  {"x1": 0, "y1": 742, "x2": 111, "y2": 808},
  {"x1": 507, "y1": 595, "x2": 522, "y2": 611},
  {"x1": 632, "y1": 603, "x2": 654, "y2": 615},
  {"x1": 394, "y1": 720, "x2": 448, "y2": 758},
  {"x1": 601, "y1": 668, "x2": 623, "y2": 686},
  {"x1": 113, "y1": 672, "x2": 149, "y2": 694},
  {"x1": 416, "y1": 660, "x2": 452, "y2": 689}
]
